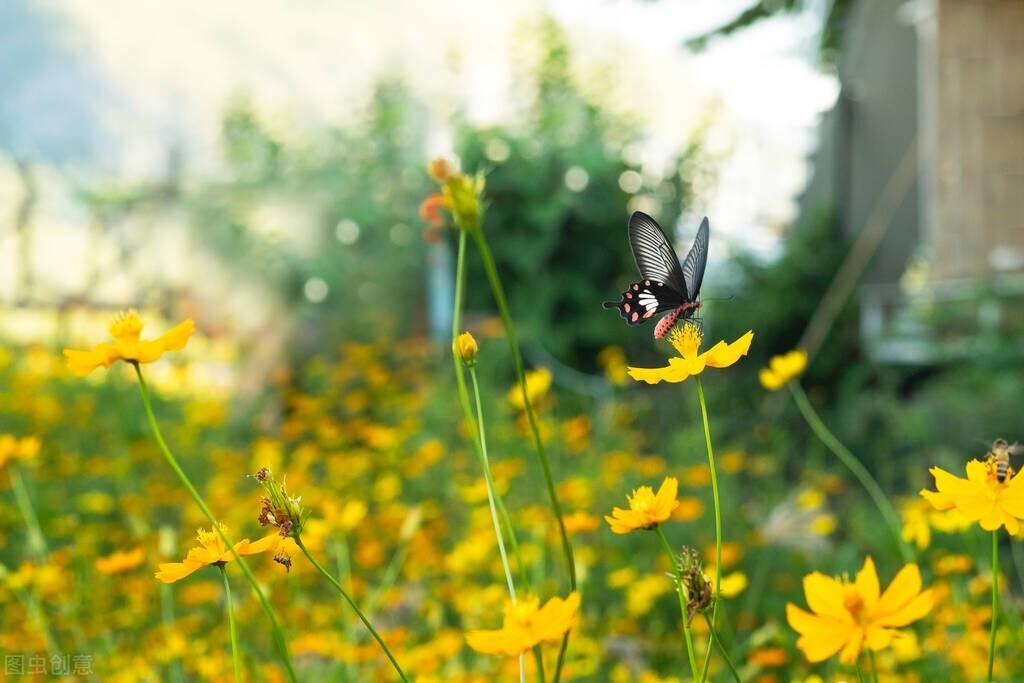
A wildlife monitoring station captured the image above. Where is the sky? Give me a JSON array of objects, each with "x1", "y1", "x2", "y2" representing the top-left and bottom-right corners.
[{"x1": 0, "y1": 0, "x2": 838, "y2": 301}]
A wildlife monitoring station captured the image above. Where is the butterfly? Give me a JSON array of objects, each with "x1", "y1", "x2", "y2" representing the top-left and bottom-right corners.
[{"x1": 603, "y1": 211, "x2": 709, "y2": 339}]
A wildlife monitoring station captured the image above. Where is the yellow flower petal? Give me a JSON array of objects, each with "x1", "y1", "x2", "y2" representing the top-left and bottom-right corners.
[
  {"x1": 535, "y1": 592, "x2": 580, "y2": 642},
  {"x1": 653, "y1": 477, "x2": 680, "y2": 515},
  {"x1": 920, "y1": 486, "x2": 956, "y2": 511},
  {"x1": 855, "y1": 556, "x2": 880, "y2": 608},
  {"x1": 63, "y1": 344, "x2": 119, "y2": 376},
  {"x1": 864, "y1": 626, "x2": 897, "y2": 651},
  {"x1": 759, "y1": 368, "x2": 783, "y2": 390},
  {"x1": 998, "y1": 471, "x2": 1024, "y2": 517},
  {"x1": 155, "y1": 560, "x2": 204, "y2": 584},
  {"x1": 838, "y1": 627, "x2": 865, "y2": 664},
  {"x1": 627, "y1": 361, "x2": 692, "y2": 385},
  {"x1": 803, "y1": 572, "x2": 850, "y2": 621},
  {"x1": 786, "y1": 604, "x2": 852, "y2": 662},
  {"x1": 873, "y1": 564, "x2": 922, "y2": 620},
  {"x1": 876, "y1": 589, "x2": 933, "y2": 628},
  {"x1": 704, "y1": 330, "x2": 754, "y2": 368},
  {"x1": 156, "y1": 319, "x2": 195, "y2": 353},
  {"x1": 465, "y1": 627, "x2": 526, "y2": 656},
  {"x1": 236, "y1": 533, "x2": 282, "y2": 556}
]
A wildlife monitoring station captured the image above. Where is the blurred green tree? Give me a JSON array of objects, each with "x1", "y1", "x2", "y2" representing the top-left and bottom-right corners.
[{"x1": 456, "y1": 18, "x2": 700, "y2": 367}]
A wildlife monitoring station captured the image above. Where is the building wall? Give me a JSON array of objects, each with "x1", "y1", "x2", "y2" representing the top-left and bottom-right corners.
[
  {"x1": 929, "y1": 0, "x2": 1024, "y2": 280},
  {"x1": 796, "y1": 0, "x2": 920, "y2": 286}
]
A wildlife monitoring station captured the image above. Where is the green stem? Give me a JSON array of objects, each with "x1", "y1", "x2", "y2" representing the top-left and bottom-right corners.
[
  {"x1": 702, "y1": 613, "x2": 742, "y2": 683},
  {"x1": 295, "y1": 536, "x2": 410, "y2": 682},
  {"x1": 868, "y1": 649, "x2": 879, "y2": 683},
  {"x1": 219, "y1": 565, "x2": 242, "y2": 683},
  {"x1": 365, "y1": 512, "x2": 417, "y2": 620},
  {"x1": 160, "y1": 581, "x2": 185, "y2": 683},
  {"x1": 469, "y1": 365, "x2": 525, "y2": 683},
  {"x1": 468, "y1": 365, "x2": 518, "y2": 601},
  {"x1": 10, "y1": 464, "x2": 47, "y2": 560},
  {"x1": 332, "y1": 536, "x2": 357, "y2": 681},
  {"x1": 470, "y1": 226, "x2": 576, "y2": 682},
  {"x1": 132, "y1": 364, "x2": 297, "y2": 683},
  {"x1": 21, "y1": 587, "x2": 60, "y2": 658},
  {"x1": 989, "y1": 530, "x2": 999, "y2": 682},
  {"x1": 532, "y1": 646, "x2": 546, "y2": 683},
  {"x1": 451, "y1": 230, "x2": 528, "y2": 592},
  {"x1": 655, "y1": 526, "x2": 701, "y2": 682},
  {"x1": 787, "y1": 382, "x2": 912, "y2": 562},
  {"x1": 694, "y1": 376, "x2": 723, "y2": 683}
]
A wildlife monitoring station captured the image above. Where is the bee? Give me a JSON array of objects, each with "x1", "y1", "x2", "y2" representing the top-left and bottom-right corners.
[{"x1": 986, "y1": 438, "x2": 1023, "y2": 483}]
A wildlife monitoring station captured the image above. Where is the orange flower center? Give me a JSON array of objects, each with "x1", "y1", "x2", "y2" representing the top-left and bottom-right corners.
[{"x1": 842, "y1": 586, "x2": 868, "y2": 624}]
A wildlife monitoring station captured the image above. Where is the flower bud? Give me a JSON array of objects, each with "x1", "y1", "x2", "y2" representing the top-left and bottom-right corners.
[
  {"x1": 456, "y1": 331, "x2": 478, "y2": 366},
  {"x1": 428, "y1": 158, "x2": 453, "y2": 183}
]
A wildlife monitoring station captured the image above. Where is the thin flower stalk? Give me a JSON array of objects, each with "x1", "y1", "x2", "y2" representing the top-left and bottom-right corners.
[
  {"x1": 467, "y1": 358, "x2": 526, "y2": 683},
  {"x1": 451, "y1": 242, "x2": 527, "y2": 592},
  {"x1": 364, "y1": 508, "x2": 421, "y2": 621},
  {"x1": 702, "y1": 613, "x2": 742, "y2": 683},
  {"x1": 219, "y1": 565, "x2": 242, "y2": 683},
  {"x1": 787, "y1": 381, "x2": 912, "y2": 563},
  {"x1": 532, "y1": 648, "x2": 545, "y2": 683},
  {"x1": 160, "y1": 583, "x2": 185, "y2": 683},
  {"x1": 9, "y1": 464, "x2": 47, "y2": 560},
  {"x1": 694, "y1": 376, "x2": 725, "y2": 682},
  {"x1": 989, "y1": 530, "x2": 998, "y2": 682},
  {"x1": 294, "y1": 535, "x2": 410, "y2": 683},
  {"x1": 469, "y1": 225, "x2": 577, "y2": 682},
  {"x1": 655, "y1": 527, "x2": 700, "y2": 682},
  {"x1": 132, "y1": 364, "x2": 298, "y2": 682},
  {"x1": 2, "y1": 569, "x2": 60, "y2": 659}
]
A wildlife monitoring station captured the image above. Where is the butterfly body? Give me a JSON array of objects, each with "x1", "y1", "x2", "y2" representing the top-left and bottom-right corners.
[
  {"x1": 654, "y1": 302, "x2": 701, "y2": 339},
  {"x1": 604, "y1": 212, "x2": 709, "y2": 339}
]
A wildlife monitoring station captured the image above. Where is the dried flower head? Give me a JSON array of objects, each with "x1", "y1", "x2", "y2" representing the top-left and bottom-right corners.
[
  {"x1": 675, "y1": 547, "x2": 712, "y2": 622},
  {"x1": 251, "y1": 468, "x2": 308, "y2": 538}
]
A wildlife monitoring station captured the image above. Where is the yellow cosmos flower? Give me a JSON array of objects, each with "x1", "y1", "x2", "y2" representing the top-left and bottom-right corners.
[
  {"x1": 95, "y1": 547, "x2": 147, "y2": 576},
  {"x1": 718, "y1": 570, "x2": 748, "y2": 597},
  {"x1": 0, "y1": 435, "x2": 41, "y2": 469},
  {"x1": 605, "y1": 477, "x2": 679, "y2": 534},
  {"x1": 508, "y1": 368, "x2": 552, "y2": 409},
  {"x1": 786, "y1": 557, "x2": 933, "y2": 664},
  {"x1": 759, "y1": 349, "x2": 807, "y2": 390},
  {"x1": 63, "y1": 310, "x2": 194, "y2": 376},
  {"x1": 465, "y1": 592, "x2": 580, "y2": 656},
  {"x1": 627, "y1": 322, "x2": 753, "y2": 385},
  {"x1": 920, "y1": 459, "x2": 1024, "y2": 533},
  {"x1": 155, "y1": 528, "x2": 282, "y2": 584}
]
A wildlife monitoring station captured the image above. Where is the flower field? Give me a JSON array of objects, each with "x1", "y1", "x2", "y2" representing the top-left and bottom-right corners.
[{"x1": 1, "y1": 160, "x2": 1022, "y2": 683}]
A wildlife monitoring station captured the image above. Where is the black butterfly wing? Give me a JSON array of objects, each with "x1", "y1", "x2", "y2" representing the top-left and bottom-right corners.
[
  {"x1": 603, "y1": 280, "x2": 686, "y2": 325},
  {"x1": 628, "y1": 212, "x2": 687, "y2": 298},
  {"x1": 681, "y1": 217, "x2": 709, "y2": 300}
]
